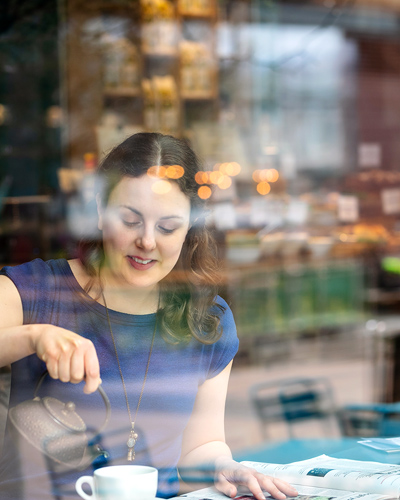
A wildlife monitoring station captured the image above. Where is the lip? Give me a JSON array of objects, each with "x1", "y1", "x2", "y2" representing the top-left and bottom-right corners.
[{"x1": 127, "y1": 255, "x2": 157, "y2": 271}]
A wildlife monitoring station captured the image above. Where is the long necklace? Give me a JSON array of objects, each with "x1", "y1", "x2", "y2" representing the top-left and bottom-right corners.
[{"x1": 102, "y1": 292, "x2": 158, "y2": 461}]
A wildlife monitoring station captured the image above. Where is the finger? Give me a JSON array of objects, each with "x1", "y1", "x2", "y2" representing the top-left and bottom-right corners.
[
  {"x1": 58, "y1": 352, "x2": 72, "y2": 383},
  {"x1": 83, "y1": 346, "x2": 100, "y2": 394},
  {"x1": 215, "y1": 473, "x2": 237, "y2": 498},
  {"x1": 273, "y1": 478, "x2": 298, "y2": 497},
  {"x1": 221, "y1": 471, "x2": 269, "y2": 500},
  {"x1": 70, "y1": 351, "x2": 85, "y2": 384},
  {"x1": 45, "y1": 356, "x2": 59, "y2": 380},
  {"x1": 257, "y1": 475, "x2": 287, "y2": 500}
]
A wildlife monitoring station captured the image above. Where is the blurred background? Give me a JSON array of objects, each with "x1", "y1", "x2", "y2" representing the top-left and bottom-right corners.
[{"x1": 2, "y1": 0, "x2": 400, "y2": 465}]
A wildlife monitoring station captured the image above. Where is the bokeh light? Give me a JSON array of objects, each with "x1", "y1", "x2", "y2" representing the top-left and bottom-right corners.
[
  {"x1": 257, "y1": 181, "x2": 271, "y2": 195},
  {"x1": 147, "y1": 165, "x2": 167, "y2": 178},
  {"x1": 264, "y1": 145, "x2": 278, "y2": 155},
  {"x1": 225, "y1": 162, "x2": 241, "y2": 176},
  {"x1": 151, "y1": 180, "x2": 172, "y2": 194},
  {"x1": 198, "y1": 185, "x2": 212, "y2": 199},
  {"x1": 252, "y1": 170, "x2": 262, "y2": 183},
  {"x1": 265, "y1": 168, "x2": 279, "y2": 182},
  {"x1": 195, "y1": 171, "x2": 210, "y2": 184},
  {"x1": 209, "y1": 170, "x2": 224, "y2": 184},
  {"x1": 166, "y1": 165, "x2": 184, "y2": 179},
  {"x1": 217, "y1": 175, "x2": 232, "y2": 190}
]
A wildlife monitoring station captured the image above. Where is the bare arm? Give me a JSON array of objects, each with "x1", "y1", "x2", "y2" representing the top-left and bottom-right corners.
[
  {"x1": 179, "y1": 362, "x2": 298, "y2": 500},
  {"x1": 0, "y1": 275, "x2": 101, "y2": 393}
]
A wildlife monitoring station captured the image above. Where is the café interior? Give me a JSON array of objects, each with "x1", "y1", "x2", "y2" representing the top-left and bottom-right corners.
[{"x1": 3, "y1": 0, "x2": 400, "y2": 496}]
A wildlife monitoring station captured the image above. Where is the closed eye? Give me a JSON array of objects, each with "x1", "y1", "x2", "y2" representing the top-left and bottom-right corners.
[
  {"x1": 122, "y1": 219, "x2": 141, "y2": 228},
  {"x1": 157, "y1": 226, "x2": 176, "y2": 234}
]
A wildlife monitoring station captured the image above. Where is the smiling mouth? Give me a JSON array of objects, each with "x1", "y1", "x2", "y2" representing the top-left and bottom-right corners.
[{"x1": 130, "y1": 256, "x2": 154, "y2": 265}]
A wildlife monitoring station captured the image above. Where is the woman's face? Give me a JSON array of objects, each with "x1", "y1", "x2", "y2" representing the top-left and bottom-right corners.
[{"x1": 98, "y1": 174, "x2": 191, "y2": 290}]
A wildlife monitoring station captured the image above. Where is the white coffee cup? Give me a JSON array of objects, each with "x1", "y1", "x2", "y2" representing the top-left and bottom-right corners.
[{"x1": 75, "y1": 465, "x2": 158, "y2": 500}]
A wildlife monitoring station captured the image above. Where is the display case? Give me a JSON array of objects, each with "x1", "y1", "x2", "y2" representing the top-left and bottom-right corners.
[{"x1": 64, "y1": 0, "x2": 219, "y2": 168}]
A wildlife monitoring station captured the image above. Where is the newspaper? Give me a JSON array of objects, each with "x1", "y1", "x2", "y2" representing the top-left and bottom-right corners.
[{"x1": 171, "y1": 456, "x2": 400, "y2": 500}]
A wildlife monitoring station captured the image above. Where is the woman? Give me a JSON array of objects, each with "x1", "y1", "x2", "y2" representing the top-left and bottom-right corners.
[{"x1": 0, "y1": 133, "x2": 297, "y2": 500}]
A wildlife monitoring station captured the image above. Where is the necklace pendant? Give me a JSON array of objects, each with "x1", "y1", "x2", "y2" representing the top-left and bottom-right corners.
[{"x1": 127, "y1": 427, "x2": 138, "y2": 462}]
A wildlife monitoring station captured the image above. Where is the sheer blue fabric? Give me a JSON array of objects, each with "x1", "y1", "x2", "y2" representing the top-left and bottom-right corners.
[{"x1": 0, "y1": 259, "x2": 238, "y2": 499}]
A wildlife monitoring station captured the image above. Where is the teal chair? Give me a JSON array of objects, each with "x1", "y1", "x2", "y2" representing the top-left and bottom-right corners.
[
  {"x1": 339, "y1": 403, "x2": 400, "y2": 438},
  {"x1": 249, "y1": 376, "x2": 340, "y2": 439}
]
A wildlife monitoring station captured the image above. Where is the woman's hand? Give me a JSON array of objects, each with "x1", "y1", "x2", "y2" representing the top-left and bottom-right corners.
[
  {"x1": 31, "y1": 324, "x2": 101, "y2": 394},
  {"x1": 214, "y1": 457, "x2": 298, "y2": 500}
]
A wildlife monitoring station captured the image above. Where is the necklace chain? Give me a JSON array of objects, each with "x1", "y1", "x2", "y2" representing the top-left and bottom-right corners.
[{"x1": 102, "y1": 291, "x2": 157, "y2": 461}]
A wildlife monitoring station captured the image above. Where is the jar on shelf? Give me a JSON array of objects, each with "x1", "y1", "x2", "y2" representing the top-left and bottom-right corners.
[
  {"x1": 142, "y1": 79, "x2": 158, "y2": 131},
  {"x1": 154, "y1": 76, "x2": 179, "y2": 136},
  {"x1": 102, "y1": 36, "x2": 140, "y2": 92},
  {"x1": 141, "y1": 0, "x2": 177, "y2": 55}
]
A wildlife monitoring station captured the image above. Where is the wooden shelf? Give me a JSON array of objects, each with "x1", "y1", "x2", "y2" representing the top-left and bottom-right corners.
[
  {"x1": 142, "y1": 49, "x2": 178, "y2": 58},
  {"x1": 181, "y1": 91, "x2": 217, "y2": 100},
  {"x1": 178, "y1": 10, "x2": 215, "y2": 19},
  {"x1": 103, "y1": 87, "x2": 141, "y2": 98}
]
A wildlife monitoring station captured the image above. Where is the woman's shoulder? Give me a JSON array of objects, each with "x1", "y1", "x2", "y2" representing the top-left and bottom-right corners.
[
  {"x1": 213, "y1": 295, "x2": 234, "y2": 321},
  {"x1": 0, "y1": 258, "x2": 70, "y2": 290},
  {"x1": 212, "y1": 295, "x2": 237, "y2": 339}
]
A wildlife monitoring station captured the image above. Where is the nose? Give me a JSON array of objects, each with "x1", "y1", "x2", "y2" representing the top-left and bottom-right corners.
[{"x1": 136, "y1": 224, "x2": 156, "y2": 251}]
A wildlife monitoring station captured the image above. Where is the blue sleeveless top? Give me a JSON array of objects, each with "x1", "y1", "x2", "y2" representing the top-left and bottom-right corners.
[{"x1": 0, "y1": 259, "x2": 238, "y2": 499}]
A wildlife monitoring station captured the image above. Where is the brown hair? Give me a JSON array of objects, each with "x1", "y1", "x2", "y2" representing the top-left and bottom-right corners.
[{"x1": 78, "y1": 132, "x2": 224, "y2": 345}]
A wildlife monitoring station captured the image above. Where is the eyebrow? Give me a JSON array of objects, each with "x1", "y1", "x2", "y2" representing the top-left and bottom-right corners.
[{"x1": 120, "y1": 205, "x2": 185, "y2": 221}]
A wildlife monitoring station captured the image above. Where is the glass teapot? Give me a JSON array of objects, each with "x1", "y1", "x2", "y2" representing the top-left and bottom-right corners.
[{"x1": 8, "y1": 371, "x2": 111, "y2": 470}]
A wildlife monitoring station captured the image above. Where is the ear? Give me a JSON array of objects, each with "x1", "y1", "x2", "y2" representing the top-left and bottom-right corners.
[{"x1": 96, "y1": 193, "x2": 103, "y2": 231}]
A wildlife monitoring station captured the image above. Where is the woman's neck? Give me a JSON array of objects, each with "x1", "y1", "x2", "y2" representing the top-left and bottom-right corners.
[{"x1": 68, "y1": 258, "x2": 160, "y2": 315}]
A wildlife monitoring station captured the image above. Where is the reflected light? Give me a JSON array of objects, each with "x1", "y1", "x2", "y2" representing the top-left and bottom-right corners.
[
  {"x1": 166, "y1": 165, "x2": 184, "y2": 179},
  {"x1": 219, "y1": 163, "x2": 227, "y2": 174},
  {"x1": 195, "y1": 171, "x2": 210, "y2": 184},
  {"x1": 198, "y1": 185, "x2": 212, "y2": 199},
  {"x1": 266, "y1": 169, "x2": 279, "y2": 182},
  {"x1": 151, "y1": 180, "x2": 172, "y2": 194},
  {"x1": 217, "y1": 175, "x2": 232, "y2": 190},
  {"x1": 226, "y1": 162, "x2": 241, "y2": 176},
  {"x1": 264, "y1": 145, "x2": 278, "y2": 155},
  {"x1": 147, "y1": 165, "x2": 167, "y2": 178},
  {"x1": 257, "y1": 181, "x2": 271, "y2": 195},
  {"x1": 209, "y1": 171, "x2": 223, "y2": 184},
  {"x1": 252, "y1": 170, "x2": 261, "y2": 183}
]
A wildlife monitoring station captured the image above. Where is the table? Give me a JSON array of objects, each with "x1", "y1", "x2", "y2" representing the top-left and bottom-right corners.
[{"x1": 233, "y1": 437, "x2": 400, "y2": 465}]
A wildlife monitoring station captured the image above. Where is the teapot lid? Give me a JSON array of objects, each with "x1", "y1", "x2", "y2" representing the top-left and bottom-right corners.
[{"x1": 42, "y1": 397, "x2": 87, "y2": 433}]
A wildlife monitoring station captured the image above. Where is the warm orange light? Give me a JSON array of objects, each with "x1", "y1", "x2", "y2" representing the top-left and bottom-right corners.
[
  {"x1": 219, "y1": 163, "x2": 228, "y2": 175},
  {"x1": 205, "y1": 171, "x2": 213, "y2": 184},
  {"x1": 264, "y1": 145, "x2": 278, "y2": 155},
  {"x1": 213, "y1": 163, "x2": 221, "y2": 171},
  {"x1": 147, "y1": 165, "x2": 166, "y2": 178},
  {"x1": 225, "y1": 162, "x2": 241, "y2": 176},
  {"x1": 257, "y1": 181, "x2": 271, "y2": 195},
  {"x1": 209, "y1": 170, "x2": 223, "y2": 184},
  {"x1": 265, "y1": 168, "x2": 279, "y2": 182},
  {"x1": 198, "y1": 185, "x2": 212, "y2": 199},
  {"x1": 195, "y1": 171, "x2": 204, "y2": 184},
  {"x1": 259, "y1": 169, "x2": 271, "y2": 181},
  {"x1": 152, "y1": 180, "x2": 172, "y2": 194},
  {"x1": 166, "y1": 165, "x2": 184, "y2": 179},
  {"x1": 252, "y1": 170, "x2": 261, "y2": 183},
  {"x1": 217, "y1": 175, "x2": 232, "y2": 190}
]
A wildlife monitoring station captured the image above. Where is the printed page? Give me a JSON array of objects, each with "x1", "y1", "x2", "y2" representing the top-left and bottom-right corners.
[
  {"x1": 242, "y1": 456, "x2": 400, "y2": 497},
  {"x1": 170, "y1": 483, "x2": 393, "y2": 500}
]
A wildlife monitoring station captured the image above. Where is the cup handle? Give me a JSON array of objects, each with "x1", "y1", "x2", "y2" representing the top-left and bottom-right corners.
[{"x1": 75, "y1": 476, "x2": 94, "y2": 500}]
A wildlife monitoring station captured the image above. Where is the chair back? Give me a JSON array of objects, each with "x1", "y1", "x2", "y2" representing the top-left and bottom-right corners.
[{"x1": 250, "y1": 376, "x2": 339, "y2": 439}]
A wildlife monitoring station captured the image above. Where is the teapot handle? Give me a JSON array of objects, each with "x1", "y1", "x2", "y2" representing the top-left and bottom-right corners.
[{"x1": 34, "y1": 370, "x2": 111, "y2": 434}]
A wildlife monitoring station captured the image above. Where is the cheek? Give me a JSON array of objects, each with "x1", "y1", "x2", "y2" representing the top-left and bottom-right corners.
[
  {"x1": 162, "y1": 235, "x2": 187, "y2": 262},
  {"x1": 102, "y1": 221, "x2": 130, "y2": 250}
]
